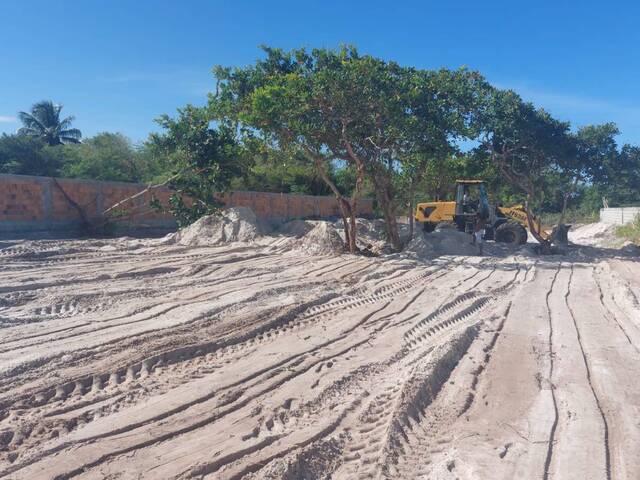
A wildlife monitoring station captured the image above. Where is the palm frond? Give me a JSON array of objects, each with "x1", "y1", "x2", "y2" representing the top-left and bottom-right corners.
[
  {"x1": 18, "y1": 100, "x2": 81, "y2": 145},
  {"x1": 17, "y1": 127, "x2": 38, "y2": 136},
  {"x1": 17, "y1": 111, "x2": 45, "y2": 133},
  {"x1": 58, "y1": 116, "x2": 76, "y2": 130},
  {"x1": 31, "y1": 100, "x2": 60, "y2": 127},
  {"x1": 59, "y1": 136, "x2": 81, "y2": 145},
  {"x1": 59, "y1": 128, "x2": 82, "y2": 144}
]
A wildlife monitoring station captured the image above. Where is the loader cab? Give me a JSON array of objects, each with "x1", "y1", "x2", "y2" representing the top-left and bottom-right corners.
[{"x1": 453, "y1": 180, "x2": 491, "y2": 232}]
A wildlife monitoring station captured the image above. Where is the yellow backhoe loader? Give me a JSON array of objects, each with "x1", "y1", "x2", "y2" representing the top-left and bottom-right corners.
[{"x1": 414, "y1": 180, "x2": 570, "y2": 245}]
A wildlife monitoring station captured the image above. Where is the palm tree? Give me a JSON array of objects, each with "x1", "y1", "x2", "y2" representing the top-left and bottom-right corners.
[{"x1": 18, "y1": 100, "x2": 82, "y2": 146}]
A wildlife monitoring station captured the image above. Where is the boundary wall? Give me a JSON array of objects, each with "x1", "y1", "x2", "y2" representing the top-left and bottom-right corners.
[
  {"x1": 0, "y1": 174, "x2": 373, "y2": 236},
  {"x1": 600, "y1": 207, "x2": 640, "y2": 225}
]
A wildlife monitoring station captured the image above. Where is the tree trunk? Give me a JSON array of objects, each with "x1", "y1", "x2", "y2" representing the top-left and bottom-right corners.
[
  {"x1": 309, "y1": 154, "x2": 355, "y2": 252},
  {"x1": 345, "y1": 163, "x2": 366, "y2": 254},
  {"x1": 339, "y1": 203, "x2": 351, "y2": 250},
  {"x1": 547, "y1": 179, "x2": 578, "y2": 245},
  {"x1": 373, "y1": 174, "x2": 402, "y2": 251},
  {"x1": 408, "y1": 182, "x2": 415, "y2": 243},
  {"x1": 384, "y1": 205, "x2": 402, "y2": 251},
  {"x1": 341, "y1": 197, "x2": 357, "y2": 254},
  {"x1": 524, "y1": 196, "x2": 552, "y2": 254}
]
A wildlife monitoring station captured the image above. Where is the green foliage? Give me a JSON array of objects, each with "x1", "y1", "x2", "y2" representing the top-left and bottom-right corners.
[
  {"x1": 211, "y1": 45, "x2": 489, "y2": 250},
  {"x1": 6, "y1": 48, "x2": 640, "y2": 246},
  {"x1": 617, "y1": 215, "x2": 640, "y2": 244},
  {"x1": 212, "y1": 45, "x2": 387, "y2": 251},
  {"x1": 229, "y1": 140, "x2": 333, "y2": 195},
  {"x1": 18, "y1": 100, "x2": 81, "y2": 146},
  {"x1": 147, "y1": 105, "x2": 242, "y2": 226},
  {"x1": 476, "y1": 89, "x2": 575, "y2": 204},
  {"x1": 601, "y1": 144, "x2": 640, "y2": 206},
  {"x1": 0, "y1": 131, "x2": 165, "y2": 183},
  {"x1": 60, "y1": 133, "x2": 162, "y2": 182},
  {"x1": 332, "y1": 164, "x2": 361, "y2": 196},
  {"x1": 0, "y1": 134, "x2": 63, "y2": 176}
]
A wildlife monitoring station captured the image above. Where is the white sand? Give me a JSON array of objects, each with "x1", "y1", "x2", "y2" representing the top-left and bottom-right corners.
[{"x1": 0, "y1": 220, "x2": 639, "y2": 479}]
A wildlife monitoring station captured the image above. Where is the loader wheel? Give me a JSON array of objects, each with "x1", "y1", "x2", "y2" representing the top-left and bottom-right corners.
[
  {"x1": 422, "y1": 222, "x2": 436, "y2": 233},
  {"x1": 495, "y1": 222, "x2": 527, "y2": 245}
]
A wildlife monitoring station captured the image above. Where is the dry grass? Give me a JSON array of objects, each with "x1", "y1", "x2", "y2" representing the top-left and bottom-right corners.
[{"x1": 617, "y1": 214, "x2": 640, "y2": 244}]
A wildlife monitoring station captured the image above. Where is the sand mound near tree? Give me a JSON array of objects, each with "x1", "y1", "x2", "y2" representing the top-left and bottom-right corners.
[
  {"x1": 297, "y1": 221, "x2": 345, "y2": 255},
  {"x1": 568, "y1": 222, "x2": 625, "y2": 248},
  {"x1": 333, "y1": 218, "x2": 392, "y2": 254},
  {"x1": 278, "y1": 219, "x2": 316, "y2": 238},
  {"x1": 167, "y1": 207, "x2": 263, "y2": 246},
  {"x1": 404, "y1": 227, "x2": 478, "y2": 258},
  {"x1": 275, "y1": 220, "x2": 344, "y2": 255}
]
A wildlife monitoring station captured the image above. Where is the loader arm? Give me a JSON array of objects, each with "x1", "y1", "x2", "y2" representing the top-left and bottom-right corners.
[{"x1": 497, "y1": 205, "x2": 570, "y2": 243}]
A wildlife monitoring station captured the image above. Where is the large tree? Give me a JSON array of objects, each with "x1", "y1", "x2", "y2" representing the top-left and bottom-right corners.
[
  {"x1": 610, "y1": 144, "x2": 640, "y2": 206},
  {"x1": 377, "y1": 67, "x2": 488, "y2": 245},
  {"x1": 476, "y1": 89, "x2": 577, "y2": 251},
  {"x1": 18, "y1": 100, "x2": 82, "y2": 146},
  {"x1": 211, "y1": 46, "x2": 487, "y2": 252},
  {"x1": 212, "y1": 46, "x2": 373, "y2": 252}
]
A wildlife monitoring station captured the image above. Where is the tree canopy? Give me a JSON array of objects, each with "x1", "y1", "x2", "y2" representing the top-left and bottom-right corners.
[
  {"x1": 4, "y1": 47, "x2": 640, "y2": 251},
  {"x1": 18, "y1": 100, "x2": 82, "y2": 146},
  {"x1": 210, "y1": 46, "x2": 492, "y2": 251}
]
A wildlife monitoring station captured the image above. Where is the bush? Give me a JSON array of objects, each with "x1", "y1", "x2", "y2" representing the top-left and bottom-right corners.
[
  {"x1": 543, "y1": 207, "x2": 600, "y2": 226},
  {"x1": 0, "y1": 134, "x2": 62, "y2": 176},
  {"x1": 617, "y1": 215, "x2": 640, "y2": 244}
]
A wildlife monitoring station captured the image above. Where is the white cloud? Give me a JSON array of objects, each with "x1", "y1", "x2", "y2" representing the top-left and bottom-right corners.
[{"x1": 0, "y1": 115, "x2": 16, "y2": 123}]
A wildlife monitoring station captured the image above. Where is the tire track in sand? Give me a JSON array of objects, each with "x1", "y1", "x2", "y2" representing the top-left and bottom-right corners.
[
  {"x1": 564, "y1": 265, "x2": 611, "y2": 480},
  {"x1": 542, "y1": 262, "x2": 562, "y2": 480}
]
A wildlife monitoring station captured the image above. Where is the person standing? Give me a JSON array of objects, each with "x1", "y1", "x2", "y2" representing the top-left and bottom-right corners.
[{"x1": 472, "y1": 217, "x2": 486, "y2": 255}]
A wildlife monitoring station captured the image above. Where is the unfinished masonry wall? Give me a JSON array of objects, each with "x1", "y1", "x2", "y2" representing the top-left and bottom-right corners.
[
  {"x1": 0, "y1": 174, "x2": 373, "y2": 236},
  {"x1": 600, "y1": 207, "x2": 640, "y2": 225}
]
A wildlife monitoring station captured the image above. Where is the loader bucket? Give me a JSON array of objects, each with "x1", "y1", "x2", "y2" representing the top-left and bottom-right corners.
[{"x1": 552, "y1": 224, "x2": 571, "y2": 244}]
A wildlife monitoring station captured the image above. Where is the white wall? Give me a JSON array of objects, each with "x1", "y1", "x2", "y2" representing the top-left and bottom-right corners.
[{"x1": 600, "y1": 207, "x2": 640, "y2": 225}]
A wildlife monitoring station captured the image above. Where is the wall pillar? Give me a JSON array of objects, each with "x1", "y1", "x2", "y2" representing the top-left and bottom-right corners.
[{"x1": 42, "y1": 178, "x2": 53, "y2": 224}]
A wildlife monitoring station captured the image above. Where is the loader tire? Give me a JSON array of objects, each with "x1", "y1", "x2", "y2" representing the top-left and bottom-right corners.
[{"x1": 495, "y1": 222, "x2": 527, "y2": 245}]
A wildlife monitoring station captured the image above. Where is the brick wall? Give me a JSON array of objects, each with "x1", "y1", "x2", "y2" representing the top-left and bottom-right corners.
[{"x1": 0, "y1": 174, "x2": 373, "y2": 236}]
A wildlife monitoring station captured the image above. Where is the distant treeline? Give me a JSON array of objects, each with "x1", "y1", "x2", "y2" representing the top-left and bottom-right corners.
[{"x1": 2, "y1": 47, "x2": 640, "y2": 250}]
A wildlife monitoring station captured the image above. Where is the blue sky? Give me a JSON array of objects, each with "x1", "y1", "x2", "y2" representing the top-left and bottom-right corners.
[{"x1": 2, "y1": 0, "x2": 640, "y2": 145}]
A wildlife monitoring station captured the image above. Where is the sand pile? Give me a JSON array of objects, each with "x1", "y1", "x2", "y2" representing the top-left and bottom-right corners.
[
  {"x1": 404, "y1": 234, "x2": 436, "y2": 257},
  {"x1": 277, "y1": 220, "x2": 344, "y2": 255},
  {"x1": 568, "y1": 222, "x2": 625, "y2": 248},
  {"x1": 333, "y1": 218, "x2": 392, "y2": 254},
  {"x1": 167, "y1": 207, "x2": 263, "y2": 247},
  {"x1": 162, "y1": 209, "x2": 346, "y2": 254},
  {"x1": 405, "y1": 227, "x2": 478, "y2": 258},
  {"x1": 278, "y1": 219, "x2": 315, "y2": 238},
  {"x1": 298, "y1": 222, "x2": 344, "y2": 255},
  {"x1": 333, "y1": 218, "x2": 387, "y2": 241}
]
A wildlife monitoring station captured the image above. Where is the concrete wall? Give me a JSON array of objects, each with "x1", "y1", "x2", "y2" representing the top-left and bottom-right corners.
[
  {"x1": 0, "y1": 174, "x2": 373, "y2": 236},
  {"x1": 600, "y1": 207, "x2": 640, "y2": 225}
]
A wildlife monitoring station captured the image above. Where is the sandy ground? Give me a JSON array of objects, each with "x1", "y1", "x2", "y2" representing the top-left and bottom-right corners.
[{"x1": 0, "y1": 220, "x2": 639, "y2": 479}]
